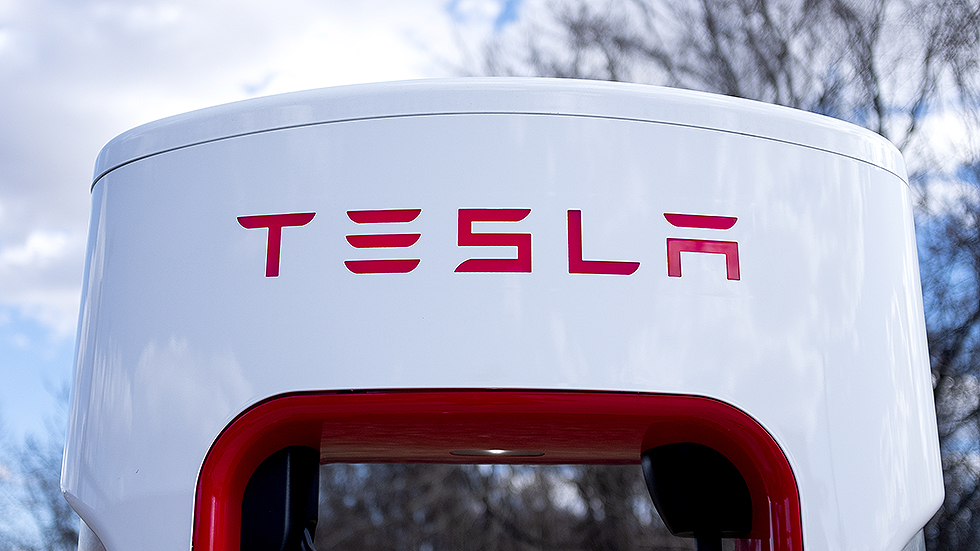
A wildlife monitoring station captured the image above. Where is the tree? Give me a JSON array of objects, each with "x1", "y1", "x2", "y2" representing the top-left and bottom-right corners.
[
  {"x1": 0, "y1": 390, "x2": 79, "y2": 551},
  {"x1": 478, "y1": 1, "x2": 980, "y2": 549},
  {"x1": 315, "y1": 463, "x2": 689, "y2": 550},
  {"x1": 919, "y1": 161, "x2": 980, "y2": 550},
  {"x1": 8, "y1": 433, "x2": 79, "y2": 551}
]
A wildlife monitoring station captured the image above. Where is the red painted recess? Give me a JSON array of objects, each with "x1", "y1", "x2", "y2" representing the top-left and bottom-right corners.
[{"x1": 193, "y1": 391, "x2": 802, "y2": 551}]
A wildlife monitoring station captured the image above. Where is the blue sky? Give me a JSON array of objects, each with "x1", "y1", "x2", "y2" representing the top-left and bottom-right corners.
[
  {"x1": 0, "y1": 308, "x2": 73, "y2": 438},
  {"x1": 0, "y1": 0, "x2": 525, "y2": 442}
]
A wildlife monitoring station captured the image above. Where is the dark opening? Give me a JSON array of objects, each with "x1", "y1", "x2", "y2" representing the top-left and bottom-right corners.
[
  {"x1": 241, "y1": 446, "x2": 320, "y2": 551},
  {"x1": 241, "y1": 457, "x2": 762, "y2": 551},
  {"x1": 642, "y1": 443, "x2": 753, "y2": 551}
]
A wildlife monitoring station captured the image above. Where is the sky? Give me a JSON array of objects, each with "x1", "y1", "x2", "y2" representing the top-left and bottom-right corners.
[{"x1": 0, "y1": 0, "x2": 527, "y2": 441}]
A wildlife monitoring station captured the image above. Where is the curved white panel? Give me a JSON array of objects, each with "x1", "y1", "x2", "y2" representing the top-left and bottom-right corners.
[{"x1": 64, "y1": 79, "x2": 941, "y2": 551}]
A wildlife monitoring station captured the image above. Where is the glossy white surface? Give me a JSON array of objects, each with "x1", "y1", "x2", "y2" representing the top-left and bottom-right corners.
[{"x1": 64, "y1": 79, "x2": 941, "y2": 551}]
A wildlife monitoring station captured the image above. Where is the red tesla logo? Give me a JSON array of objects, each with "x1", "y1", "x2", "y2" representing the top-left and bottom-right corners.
[
  {"x1": 345, "y1": 209, "x2": 421, "y2": 274},
  {"x1": 567, "y1": 210, "x2": 640, "y2": 275},
  {"x1": 238, "y1": 209, "x2": 740, "y2": 280},
  {"x1": 237, "y1": 212, "x2": 316, "y2": 277},
  {"x1": 664, "y1": 213, "x2": 740, "y2": 280},
  {"x1": 455, "y1": 208, "x2": 532, "y2": 273}
]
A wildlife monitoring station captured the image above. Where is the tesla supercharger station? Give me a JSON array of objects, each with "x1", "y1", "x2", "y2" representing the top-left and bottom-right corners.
[{"x1": 63, "y1": 79, "x2": 943, "y2": 551}]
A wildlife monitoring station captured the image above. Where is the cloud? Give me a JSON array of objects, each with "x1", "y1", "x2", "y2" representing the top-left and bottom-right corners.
[
  {"x1": 0, "y1": 229, "x2": 85, "y2": 339},
  {"x1": 0, "y1": 0, "x2": 500, "y2": 342},
  {"x1": 0, "y1": 230, "x2": 74, "y2": 268}
]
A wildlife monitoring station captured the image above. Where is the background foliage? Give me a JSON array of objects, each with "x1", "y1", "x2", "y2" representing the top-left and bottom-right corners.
[{"x1": 480, "y1": 1, "x2": 980, "y2": 549}]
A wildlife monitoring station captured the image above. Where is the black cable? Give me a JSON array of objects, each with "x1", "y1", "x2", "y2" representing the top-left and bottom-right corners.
[{"x1": 299, "y1": 526, "x2": 318, "y2": 551}]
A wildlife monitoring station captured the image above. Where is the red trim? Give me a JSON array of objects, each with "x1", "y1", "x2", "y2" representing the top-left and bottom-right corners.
[{"x1": 193, "y1": 391, "x2": 801, "y2": 551}]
